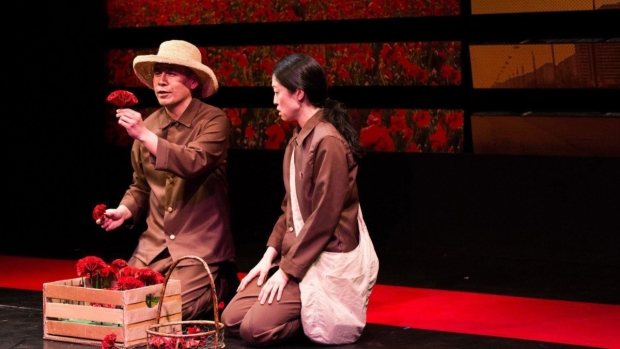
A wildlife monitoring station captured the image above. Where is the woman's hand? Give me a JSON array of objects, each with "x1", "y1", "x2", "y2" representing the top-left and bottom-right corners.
[
  {"x1": 237, "y1": 258, "x2": 271, "y2": 292},
  {"x1": 237, "y1": 247, "x2": 278, "y2": 292},
  {"x1": 258, "y1": 268, "x2": 290, "y2": 305}
]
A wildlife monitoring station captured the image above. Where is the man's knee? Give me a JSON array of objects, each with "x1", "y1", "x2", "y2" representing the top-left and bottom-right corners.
[{"x1": 182, "y1": 297, "x2": 204, "y2": 320}]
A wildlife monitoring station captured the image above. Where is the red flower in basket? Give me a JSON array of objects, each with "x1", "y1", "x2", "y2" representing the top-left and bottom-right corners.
[
  {"x1": 148, "y1": 335, "x2": 175, "y2": 349},
  {"x1": 76, "y1": 256, "x2": 117, "y2": 289},
  {"x1": 118, "y1": 265, "x2": 142, "y2": 278},
  {"x1": 111, "y1": 258, "x2": 128, "y2": 270},
  {"x1": 92, "y1": 204, "x2": 106, "y2": 225},
  {"x1": 76, "y1": 256, "x2": 107, "y2": 278},
  {"x1": 98, "y1": 264, "x2": 116, "y2": 278},
  {"x1": 138, "y1": 268, "x2": 166, "y2": 286},
  {"x1": 187, "y1": 326, "x2": 206, "y2": 346},
  {"x1": 113, "y1": 276, "x2": 145, "y2": 290},
  {"x1": 187, "y1": 326, "x2": 202, "y2": 334},
  {"x1": 184, "y1": 337, "x2": 202, "y2": 348},
  {"x1": 101, "y1": 333, "x2": 117, "y2": 349},
  {"x1": 92, "y1": 302, "x2": 116, "y2": 308},
  {"x1": 106, "y1": 90, "x2": 138, "y2": 107}
]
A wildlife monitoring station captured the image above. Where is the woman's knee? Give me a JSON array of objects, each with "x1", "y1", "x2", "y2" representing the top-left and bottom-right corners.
[
  {"x1": 238, "y1": 315, "x2": 300, "y2": 347},
  {"x1": 221, "y1": 306, "x2": 243, "y2": 336},
  {"x1": 239, "y1": 320, "x2": 269, "y2": 346}
]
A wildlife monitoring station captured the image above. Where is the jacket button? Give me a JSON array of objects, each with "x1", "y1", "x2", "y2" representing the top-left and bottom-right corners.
[
  {"x1": 167, "y1": 207, "x2": 173, "y2": 212},
  {"x1": 288, "y1": 227, "x2": 294, "y2": 232},
  {"x1": 170, "y1": 235, "x2": 176, "y2": 240}
]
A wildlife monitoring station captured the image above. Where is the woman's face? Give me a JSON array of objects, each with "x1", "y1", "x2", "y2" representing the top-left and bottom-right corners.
[{"x1": 272, "y1": 75, "x2": 300, "y2": 122}]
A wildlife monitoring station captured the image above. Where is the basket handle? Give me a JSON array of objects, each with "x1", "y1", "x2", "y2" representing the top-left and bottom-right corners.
[{"x1": 154, "y1": 255, "x2": 221, "y2": 330}]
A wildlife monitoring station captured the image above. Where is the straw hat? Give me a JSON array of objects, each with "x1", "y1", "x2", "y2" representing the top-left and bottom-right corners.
[{"x1": 133, "y1": 40, "x2": 218, "y2": 98}]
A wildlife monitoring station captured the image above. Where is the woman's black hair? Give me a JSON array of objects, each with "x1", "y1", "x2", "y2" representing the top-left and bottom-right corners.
[{"x1": 273, "y1": 53, "x2": 364, "y2": 161}]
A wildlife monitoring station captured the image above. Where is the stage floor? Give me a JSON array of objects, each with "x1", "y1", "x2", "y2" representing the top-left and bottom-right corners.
[
  {"x1": 0, "y1": 287, "x2": 603, "y2": 349},
  {"x1": 2, "y1": 247, "x2": 619, "y2": 349}
]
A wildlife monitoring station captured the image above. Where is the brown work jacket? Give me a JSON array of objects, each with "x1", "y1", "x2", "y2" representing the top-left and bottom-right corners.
[
  {"x1": 120, "y1": 98, "x2": 235, "y2": 267},
  {"x1": 267, "y1": 110, "x2": 360, "y2": 280}
]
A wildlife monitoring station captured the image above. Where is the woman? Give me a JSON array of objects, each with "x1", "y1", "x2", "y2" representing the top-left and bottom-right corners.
[{"x1": 221, "y1": 53, "x2": 373, "y2": 347}]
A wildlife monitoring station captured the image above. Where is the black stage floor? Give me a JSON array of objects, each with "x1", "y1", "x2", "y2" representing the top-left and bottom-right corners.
[{"x1": 1, "y1": 243, "x2": 619, "y2": 349}]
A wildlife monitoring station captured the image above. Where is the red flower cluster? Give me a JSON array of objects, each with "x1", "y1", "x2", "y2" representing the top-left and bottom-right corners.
[
  {"x1": 106, "y1": 90, "x2": 138, "y2": 107},
  {"x1": 115, "y1": 265, "x2": 165, "y2": 288},
  {"x1": 92, "y1": 204, "x2": 106, "y2": 225},
  {"x1": 75, "y1": 256, "x2": 163, "y2": 290}
]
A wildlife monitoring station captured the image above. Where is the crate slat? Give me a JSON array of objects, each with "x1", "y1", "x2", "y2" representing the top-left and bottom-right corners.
[
  {"x1": 44, "y1": 321, "x2": 123, "y2": 342},
  {"x1": 45, "y1": 303, "x2": 124, "y2": 324}
]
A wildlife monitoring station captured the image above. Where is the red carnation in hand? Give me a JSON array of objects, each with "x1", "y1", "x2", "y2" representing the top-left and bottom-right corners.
[
  {"x1": 106, "y1": 90, "x2": 138, "y2": 107},
  {"x1": 93, "y1": 204, "x2": 106, "y2": 225},
  {"x1": 101, "y1": 333, "x2": 117, "y2": 349}
]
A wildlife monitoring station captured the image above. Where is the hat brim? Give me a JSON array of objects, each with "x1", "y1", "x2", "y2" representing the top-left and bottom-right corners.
[{"x1": 133, "y1": 55, "x2": 218, "y2": 98}]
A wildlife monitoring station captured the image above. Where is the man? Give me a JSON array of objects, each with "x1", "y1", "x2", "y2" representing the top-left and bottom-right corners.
[{"x1": 100, "y1": 40, "x2": 237, "y2": 320}]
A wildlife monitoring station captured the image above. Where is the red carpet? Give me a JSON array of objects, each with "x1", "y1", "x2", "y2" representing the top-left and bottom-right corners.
[
  {"x1": 2, "y1": 255, "x2": 78, "y2": 291},
  {"x1": 368, "y1": 284, "x2": 620, "y2": 349},
  {"x1": 2, "y1": 255, "x2": 619, "y2": 348}
]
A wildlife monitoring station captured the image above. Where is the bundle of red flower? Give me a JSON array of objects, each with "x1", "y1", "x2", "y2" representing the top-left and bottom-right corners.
[
  {"x1": 75, "y1": 256, "x2": 164, "y2": 291},
  {"x1": 74, "y1": 256, "x2": 168, "y2": 349}
]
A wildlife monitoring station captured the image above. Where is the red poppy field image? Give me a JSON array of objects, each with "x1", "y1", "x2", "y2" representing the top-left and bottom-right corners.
[
  {"x1": 103, "y1": 107, "x2": 464, "y2": 153},
  {"x1": 105, "y1": 41, "x2": 463, "y2": 152},
  {"x1": 106, "y1": 0, "x2": 460, "y2": 28},
  {"x1": 107, "y1": 42, "x2": 461, "y2": 88}
]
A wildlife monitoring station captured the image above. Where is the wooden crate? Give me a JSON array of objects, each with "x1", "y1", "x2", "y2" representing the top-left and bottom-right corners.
[{"x1": 43, "y1": 277, "x2": 182, "y2": 348}]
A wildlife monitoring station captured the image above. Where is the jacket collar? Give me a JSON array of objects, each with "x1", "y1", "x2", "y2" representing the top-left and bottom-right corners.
[
  {"x1": 158, "y1": 98, "x2": 199, "y2": 130},
  {"x1": 292, "y1": 109, "x2": 324, "y2": 146}
]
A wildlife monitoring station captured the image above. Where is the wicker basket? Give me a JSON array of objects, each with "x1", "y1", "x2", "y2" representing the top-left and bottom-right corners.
[{"x1": 145, "y1": 255, "x2": 225, "y2": 349}]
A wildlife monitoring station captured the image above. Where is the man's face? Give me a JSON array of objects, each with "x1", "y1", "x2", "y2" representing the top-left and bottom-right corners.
[{"x1": 152, "y1": 63, "x2": 198, "y2": 107}]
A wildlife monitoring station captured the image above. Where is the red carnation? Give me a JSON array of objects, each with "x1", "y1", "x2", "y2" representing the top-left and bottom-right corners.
[
  {"x1": 187, "y1": 326, "x2": 202, "y2": 334},
  {"x1": 137, "y1": 268, "x2": 165, "y2": 286},
  {"x1": 118, "y1": 266, "x2": 142, "y2": 278},
  {"x1": 111, "y1": 259, "x2": 128, "y2": 270},
  {"x1": 113, "y1": 276, "x2": 145, "y2": 290},
  {"x1": 93, "y1": 204, "x2": 106, "y2": 225},
  {"x1": 98, "y1": 264, "x2": 115, "y2": 278},
  {"x1": 76, "y1": 256, "x2": 107, "y2": 278},
  {"x1": 101, "y1": 333, "x2": 117, "y2": 349},
  {"x1": 106, "y1": 90, "x2": 138, "y2": 107}
]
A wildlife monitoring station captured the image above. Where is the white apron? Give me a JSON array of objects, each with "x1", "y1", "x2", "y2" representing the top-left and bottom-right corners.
[{"x1": 291, "y1": 151, "x2": 379, "y2": 345}]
